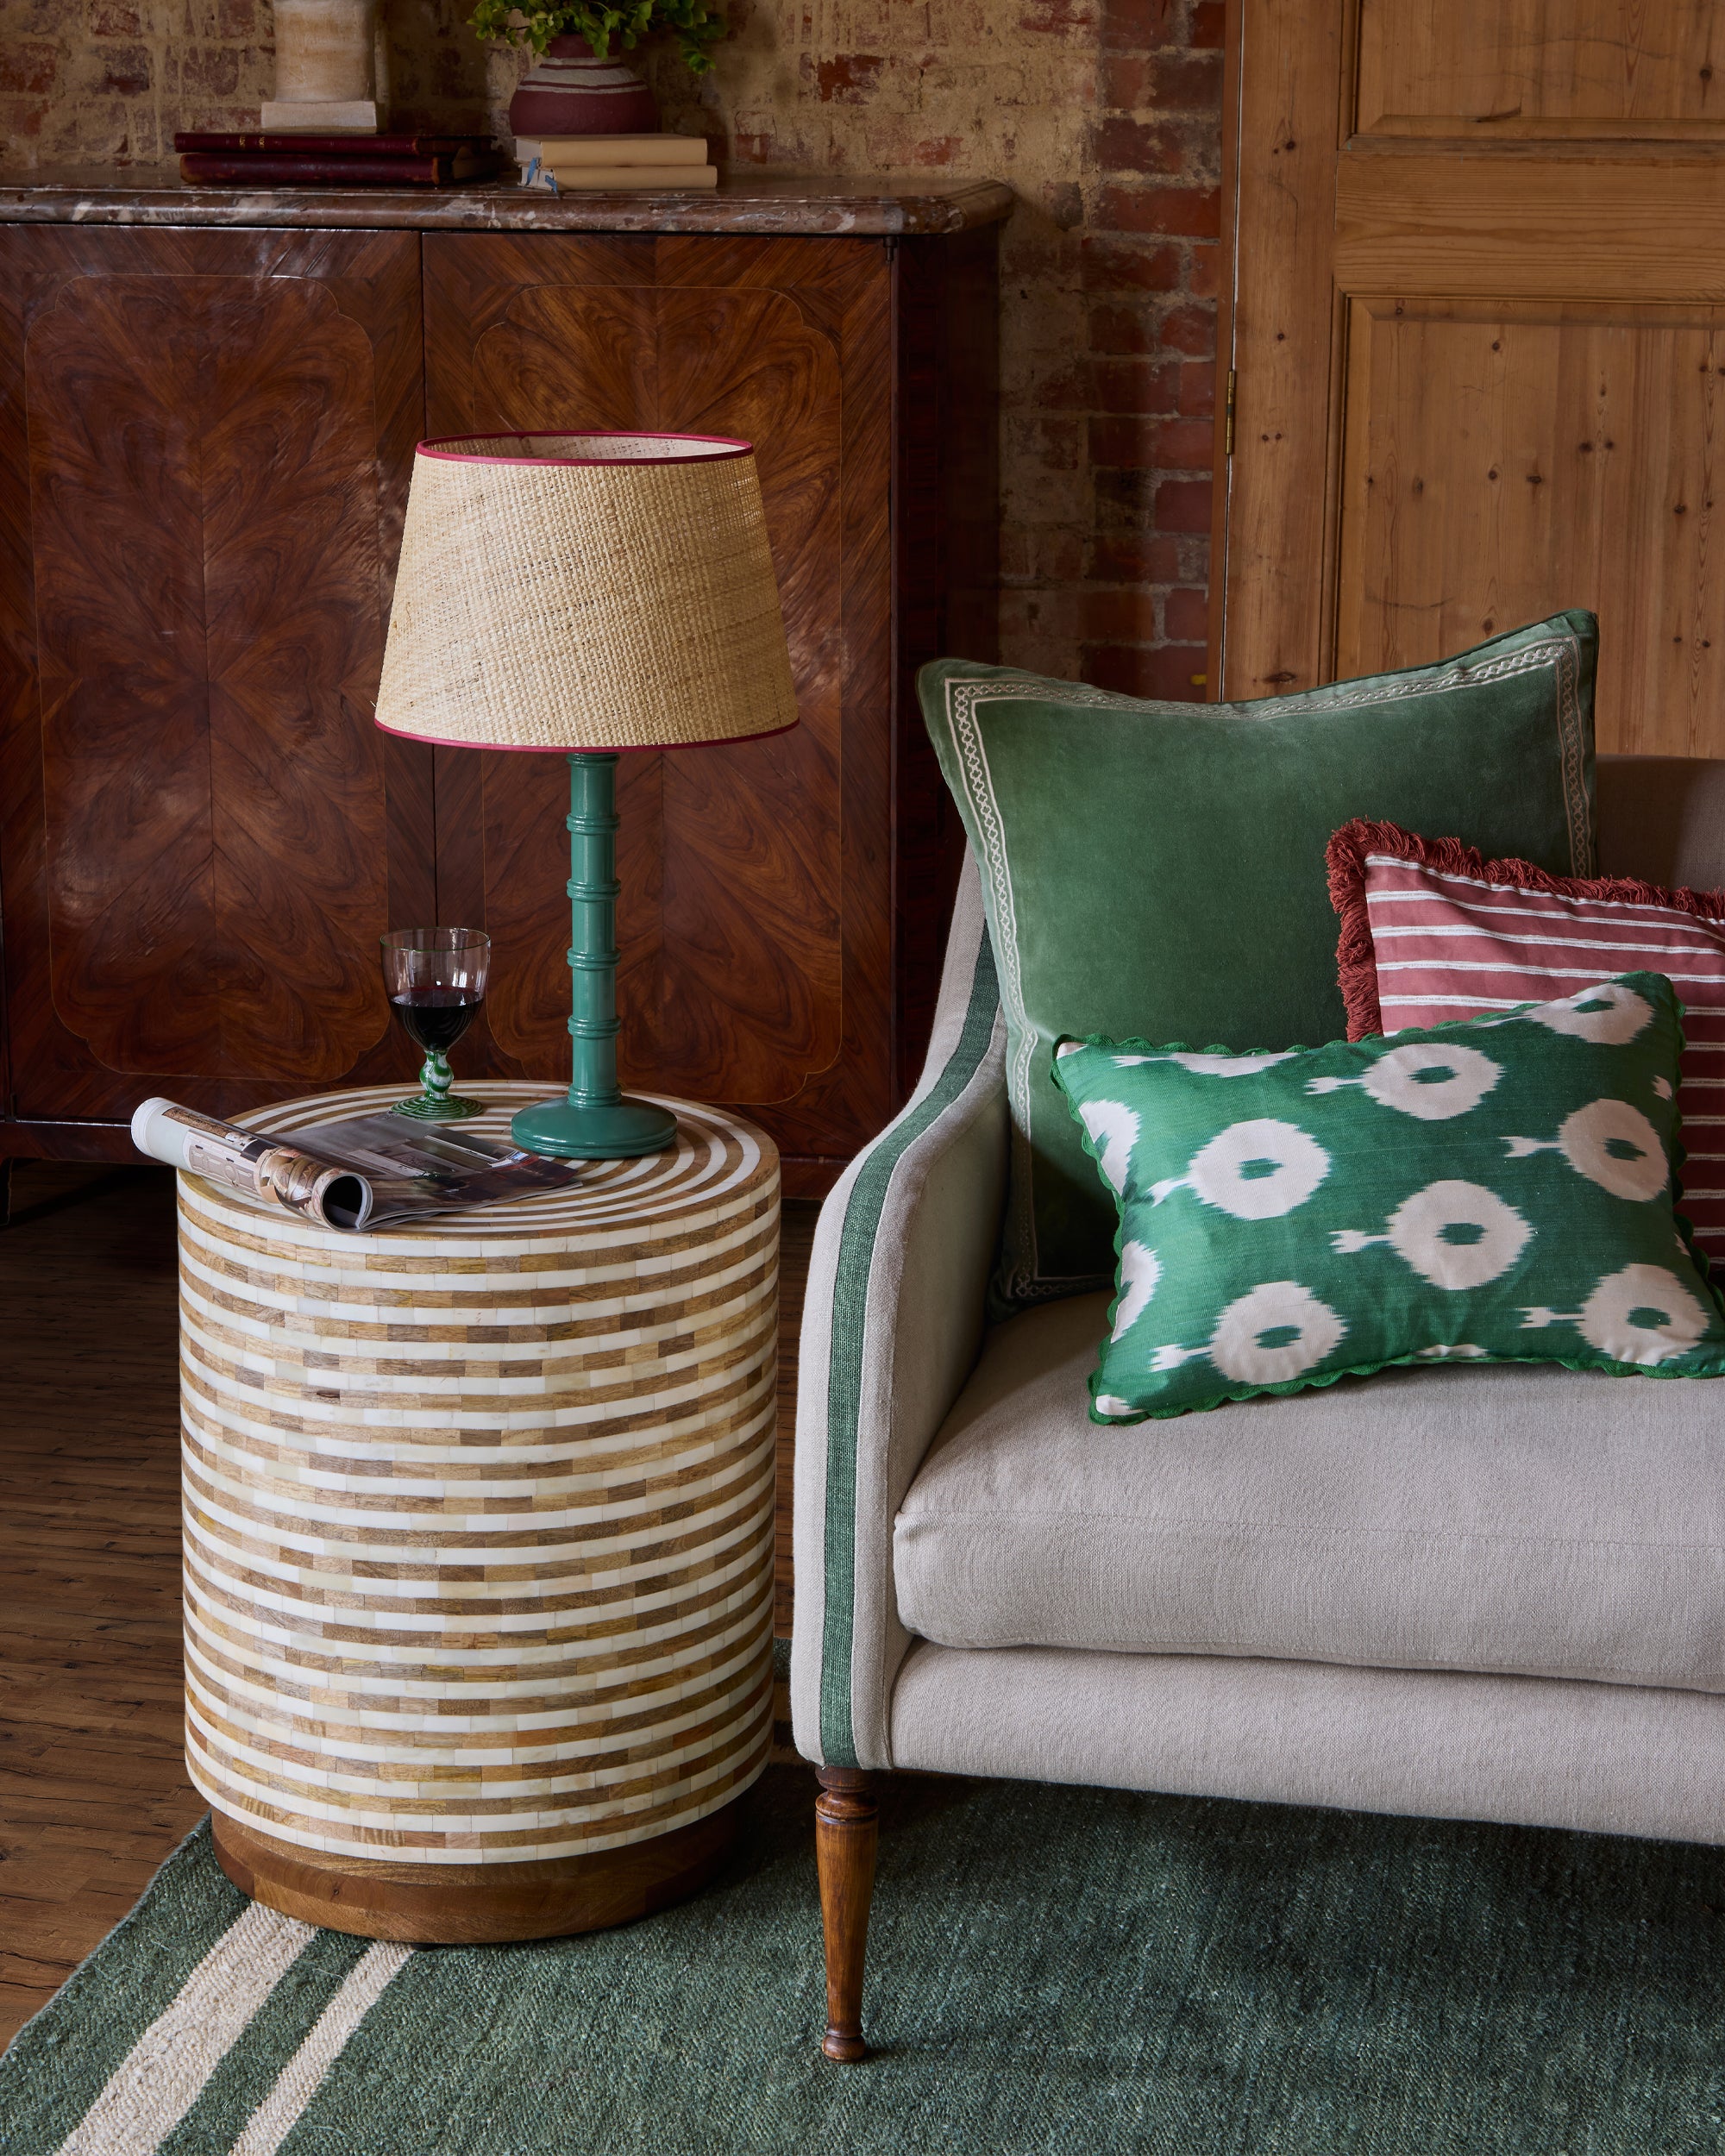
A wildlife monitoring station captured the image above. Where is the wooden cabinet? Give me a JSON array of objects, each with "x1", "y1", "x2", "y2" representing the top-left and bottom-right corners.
[
  {"x1": 0, "y1": 181, "x2": 1005, "y2": 1193},
  {"x1": 1214, "y1": 0, "x2": 1725, "y2": 759}
]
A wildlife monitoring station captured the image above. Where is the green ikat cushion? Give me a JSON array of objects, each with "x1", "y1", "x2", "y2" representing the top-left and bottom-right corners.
[
  {"x1": 1051, "y1": 972, "x2": 1725, "y2": 1421},
  {"x1": 921, "y1": 612, "x2": 1597, "y2": 1313}
]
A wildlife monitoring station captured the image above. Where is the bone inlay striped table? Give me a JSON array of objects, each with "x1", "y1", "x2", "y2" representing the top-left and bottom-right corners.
[{"x1": 176, "y1": 1083, "x2": 777, "y2": 1943}]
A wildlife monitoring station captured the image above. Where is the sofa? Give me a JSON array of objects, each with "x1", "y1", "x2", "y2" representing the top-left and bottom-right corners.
[{"x1": 792, "y1": 752, "x2": 1725, "y2": 2061}]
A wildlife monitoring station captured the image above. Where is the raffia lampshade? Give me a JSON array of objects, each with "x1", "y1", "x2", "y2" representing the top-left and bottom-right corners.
[{"x1": 373, "y1": 431, "x2": 799, "y2": 752}]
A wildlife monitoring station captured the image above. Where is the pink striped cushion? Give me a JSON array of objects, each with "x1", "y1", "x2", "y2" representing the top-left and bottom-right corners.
[{"x1": 1327, "y1": 820, "x2": 1725, "y2": 1267}]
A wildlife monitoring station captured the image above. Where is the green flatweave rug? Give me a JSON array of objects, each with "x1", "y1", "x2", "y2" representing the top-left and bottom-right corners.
[{"x1": 7, "y1": 1764, "x2": 1725, "y2": 2156}]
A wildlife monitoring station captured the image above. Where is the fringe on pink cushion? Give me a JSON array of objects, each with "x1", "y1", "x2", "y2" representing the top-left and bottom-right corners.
[{"x1": 1325, "y1": 818, "x2": 1725, "y2": 1043}]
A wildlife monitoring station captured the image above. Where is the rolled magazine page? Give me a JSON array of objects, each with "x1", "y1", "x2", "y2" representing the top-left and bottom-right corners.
[
  {"x1": 130, "y1": 1099, "x2": 373, "y2": 1230},
  {"x1": 129, "y1": 1096, "x2": 586, "y2": 1230}
]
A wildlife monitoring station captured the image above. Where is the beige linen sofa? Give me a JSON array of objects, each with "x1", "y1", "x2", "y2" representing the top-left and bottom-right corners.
[{"x1": 792, "y1": 754, "x2": 1725, "y2": 2061}]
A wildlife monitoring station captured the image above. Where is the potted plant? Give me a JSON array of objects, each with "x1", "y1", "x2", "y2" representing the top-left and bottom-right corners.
[{"x1": 470, "y1": 1, "x2": 724, "y2": 139}]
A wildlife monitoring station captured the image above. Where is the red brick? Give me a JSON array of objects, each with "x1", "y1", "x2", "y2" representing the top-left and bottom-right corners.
[
  {"x1": 816, "y1": 53, "x2": 884, "y2": 101},
  {"x1": 1079, "y1": 236, "x2": 1182, "y2": 293},
  {"x1": 1084, "y1": 643, "x2": 1209, "y2": 699},
  {"x1": 1088, "y1": 412, "x2": 1213, "y2": 467},
  {"x1": 1164, "y1": 586, "x2": 1210, "y2": 641},
  {"x1": 88, "y1": 0, "x2": 142, "y2": 32},
  {"x1": 1020, "y1": 0, "x2": 1097, "y2": 28},
  {"x1": 912, "y1": 135, "x2": 962, "y2": 165},
  {"x1": 1177, "y1": 359, "x2": 1215, "y2": 417},
  {"x1": 1088, "y1": 532, "x2": 1182, "y2": 583},
  {"x1": 215, "y1": 0, "x2": 258, "y2": 34},
  {"x1": 1156, "y1": 415, "x2": 1215, "y2": 467},
  {"x1": 175, "y1": 47, "x2": 234, "y2": 94},
  {"x1": 1092, "y1": 114, "x2": 1187, "y2": 175},
  {"x1": 1189, "y1": 242, "x2": 1220, "y2": 300},
  {"x1": 1095, "y1": 468, "x2": 1157, "y2": 521},
  {"x1": 731, "y1": 133, "x2": 774, "y2": 164},
  {"x1": 100, "y1": 44, "x2": 152, "y2": 92},
  {"x1": 1032, "y1": 528, "x2": 1086, "y2": 581},
  {"x1": 1082, "y1": 587, "x2": 1158, "y2": 640},
  {"x1": 1034, "y1": 360, "x2": 1095, "y2": 411},
  {"x1": 1159, "y1": 301, "x2": 1214, "y2": 357},
  {"x1": 0, "y1": 43, "x2": 57, "y2": 94},
  {"x1": 1092, "y1": 357, "x2": 1181, "y2": 413},
  {"x1": 1097, "y1": 182, "x2": 1221, "y2": 238},
  {"x1": 1190, "y1": 0, "x2": 1226, "y2": 45},
  {"x1": 1098, "y1": 54, "x2": 1150, "y2": 107},
  {"x1": 1088, "y1": 416, "x2": 1151, "y2": 465},
  {"x1": 1149, "y1": 49, "x2": 1224, "y2": 108},
  {"x1": 1087, "y1": 301, "x2": 1154, "y2": 354},
  {"x1": 1099, "y1": 0, "x2": 1175, "y2": 53},
  {"x1": 1157, "y1": 477, "x2": 1213, "y2": 531},
  {"x1": 1020, "y1": 415, "x2": 1082, "y2": 470}
]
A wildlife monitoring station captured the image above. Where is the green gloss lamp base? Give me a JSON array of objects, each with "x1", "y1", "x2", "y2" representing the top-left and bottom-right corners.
[
  {"x1": 511, "y1": 1095, "x2": 678, "y2": 1160},
  {"x1": 511, "y1": 749, "x2": 681, "y2": 1165}
]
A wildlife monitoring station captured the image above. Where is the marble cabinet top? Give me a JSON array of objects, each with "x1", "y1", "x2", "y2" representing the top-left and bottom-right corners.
[{"x1": 0, "y1": 169, "x2": 1014, "y2": 237}]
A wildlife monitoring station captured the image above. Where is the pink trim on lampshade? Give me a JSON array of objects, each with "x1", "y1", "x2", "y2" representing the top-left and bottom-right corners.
[
  {"x1": 415, "y1": 430, "x2": 756, "y2": 468},
  {"x1": 373, "y1": 714, "x2": 799, "y2": 753}
]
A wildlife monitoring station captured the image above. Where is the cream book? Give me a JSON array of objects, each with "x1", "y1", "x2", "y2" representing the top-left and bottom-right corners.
[
  {"x1": 514, "y1": 133, "x2": 709, "y2": 166},
  {"x1": 524, "y1": 164, "x2": 720, "y2": 191}
]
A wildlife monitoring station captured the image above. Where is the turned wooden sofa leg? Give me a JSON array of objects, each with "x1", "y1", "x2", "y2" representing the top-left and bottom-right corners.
[{"x1": 815, "y1": 1765, "x2": 878, "y2": 2062}]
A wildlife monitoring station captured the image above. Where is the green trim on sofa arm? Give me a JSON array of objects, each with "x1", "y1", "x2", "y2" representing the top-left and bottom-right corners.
[{"x1": 819, "y1": 929, "x2": 1003, "y2": 1767}]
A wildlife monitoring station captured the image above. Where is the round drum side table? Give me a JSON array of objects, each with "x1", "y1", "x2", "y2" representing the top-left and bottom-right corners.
[{"x1": 175, "y1": 1083, "x2": 777, "y2": 1944}]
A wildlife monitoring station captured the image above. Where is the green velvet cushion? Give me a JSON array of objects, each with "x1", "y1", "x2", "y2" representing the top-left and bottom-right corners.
[
  {"x1": 1051, "y1": 973, "x2": 1725, "y2": 1420},
  {"x1": 921, "y1": 613, "x2": 1597, "y2": 1309}
]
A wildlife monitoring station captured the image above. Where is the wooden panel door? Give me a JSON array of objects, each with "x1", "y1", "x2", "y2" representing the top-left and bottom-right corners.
[
  {"x1": 422, "y1": 232, "x2": 894, "y2": 1186},
  {"x1": 0, "y1": 226, "x2": 431, "y2": 1143},
  {"x1": 1216, "y1": 0, "x2": 1725, "y2": 757}
]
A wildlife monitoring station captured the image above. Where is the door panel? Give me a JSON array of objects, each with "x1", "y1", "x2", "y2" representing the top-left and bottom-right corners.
[
  {"x1": 423, "y1": 231, "x2": 888, "y2": 1166},
  {"x1": 0, "y1": 227, "x2": 431, "y2": 1126},
  {"x1": 1336, "y1": 299, "x2": 1725, "y2": 755},
  {"x1": 1220, "y1": 0, "x2": 1725, "y2": 761},
  {"x1": 1357, "y1": 2, "x2": 1725, "y2": 137}
]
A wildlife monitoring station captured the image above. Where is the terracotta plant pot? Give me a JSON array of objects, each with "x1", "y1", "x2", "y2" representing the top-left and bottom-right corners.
[{"x1": 508, "y1": 34, "x2": 657, "y2": 138}]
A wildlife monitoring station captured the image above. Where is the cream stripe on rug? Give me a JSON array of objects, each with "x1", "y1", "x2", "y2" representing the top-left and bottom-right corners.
[
  {"x1": 229, "y1": 1941, "x2": 413, "y2": 2156},
  {"x1": 55, "y1": 1902, "x2": 317, "y2": 2156}
]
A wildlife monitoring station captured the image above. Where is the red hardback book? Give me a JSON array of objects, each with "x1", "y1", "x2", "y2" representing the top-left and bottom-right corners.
[
  {"x1": 173, "y1": 131, "x2": 494, "y2": 156},
  {"x1": 178, "y1": 148, "x2": 500, "y2": 188}
]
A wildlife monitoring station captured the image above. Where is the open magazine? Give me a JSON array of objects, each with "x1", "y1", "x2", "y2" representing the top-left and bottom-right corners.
[{"x1": 130, "y1": 1097, "x2": 583, "y2": 1232}]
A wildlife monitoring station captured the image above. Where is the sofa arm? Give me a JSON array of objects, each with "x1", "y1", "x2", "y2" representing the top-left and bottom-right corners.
[{"x1": 791, "y1": 856, "x2": 1007, "y2": 1770}]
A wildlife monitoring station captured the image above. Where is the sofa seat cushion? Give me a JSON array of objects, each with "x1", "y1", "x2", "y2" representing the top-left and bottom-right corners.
[{"x1": 894, "y1": 1293, "x2": 1725, "y2": 1693}]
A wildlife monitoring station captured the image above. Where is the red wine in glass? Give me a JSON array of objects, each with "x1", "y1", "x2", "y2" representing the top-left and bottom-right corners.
[
  {"x1": 380, "y1": 929, "x2": 491, "y2": 1120},
  {"x1": 391, "y1": 988, "x2": 482, "y2": 1057}
]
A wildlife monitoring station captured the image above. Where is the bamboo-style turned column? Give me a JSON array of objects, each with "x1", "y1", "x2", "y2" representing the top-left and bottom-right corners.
[{"x1": 510, "y1": 753, "x2": 677, "y2": 1160}]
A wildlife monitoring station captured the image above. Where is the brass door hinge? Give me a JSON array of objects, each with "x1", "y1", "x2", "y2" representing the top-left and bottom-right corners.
[{"x1": 1224, "y1": 367, "x2": 1236, "y2": 457}]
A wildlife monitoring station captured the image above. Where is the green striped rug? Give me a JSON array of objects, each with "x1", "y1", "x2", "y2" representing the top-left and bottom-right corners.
[{"x1": 8, "y1": 1762, "x2": 1725, "y2": 2153}]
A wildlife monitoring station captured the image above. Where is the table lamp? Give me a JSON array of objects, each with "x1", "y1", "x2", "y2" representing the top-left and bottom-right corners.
[{"x1": 373, "y1": 431, "x2": 798, "y2": 1159}]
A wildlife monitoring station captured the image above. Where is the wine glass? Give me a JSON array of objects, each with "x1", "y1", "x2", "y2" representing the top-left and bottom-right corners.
[{"x1": 380, "y1": 928, "x2": 492, "y2": 1120}]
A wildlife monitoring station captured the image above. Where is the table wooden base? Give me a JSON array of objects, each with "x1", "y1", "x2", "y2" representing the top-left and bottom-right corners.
[{"x1": 211, "y1": 1800, "x2": 742, "y2": 1945}]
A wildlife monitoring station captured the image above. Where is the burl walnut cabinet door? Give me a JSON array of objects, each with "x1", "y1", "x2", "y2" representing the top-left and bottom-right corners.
[
  {"x1": 423, "y1": 233, "x2": 894, "y2": 1182},
  {"x1": 1219, "y1": 0, "x2": 1725, "y2": 756},
  {"x1": 0, "y1": 225, "x2": 431, "y2": 1137}
]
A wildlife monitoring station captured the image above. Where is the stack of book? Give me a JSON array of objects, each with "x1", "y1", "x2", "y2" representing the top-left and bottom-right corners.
[
  {"x1": 175, "y1": 132, "x2": 502, "y2": 188},
  {"x1": 516, "y1": 134, "x2": 717, "y2": 192}
]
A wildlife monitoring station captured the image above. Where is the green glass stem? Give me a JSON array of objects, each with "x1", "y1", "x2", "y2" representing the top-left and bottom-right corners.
[
  {"x1": 394, "y1": 1044, "x2": 484, "y2": 1121},
  {"x1": 511, "y1": 752, "x2": 677, "y2": 1160}
]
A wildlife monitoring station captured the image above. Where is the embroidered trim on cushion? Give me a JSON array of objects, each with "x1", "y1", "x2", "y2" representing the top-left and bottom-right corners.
[
  {"x1": 818, "y1": 930, "x2": 1001, "y2": 1767},
  {"x1": 943, "y1": 634, "x2": 1592, "y2": 1308},
  {"x1": 1328, "y1": 818, "x2": 1725, "y2": 1267}
]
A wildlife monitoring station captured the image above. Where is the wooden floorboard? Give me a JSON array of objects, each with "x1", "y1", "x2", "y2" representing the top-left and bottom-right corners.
[{"x1": 0, "y1": 1160, "x2": 819, "y2": 2049}]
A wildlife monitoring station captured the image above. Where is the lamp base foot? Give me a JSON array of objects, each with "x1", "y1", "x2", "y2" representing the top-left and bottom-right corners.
[{"x1": 511, "y1": 1096, "x2": 678, "y2": 1160}]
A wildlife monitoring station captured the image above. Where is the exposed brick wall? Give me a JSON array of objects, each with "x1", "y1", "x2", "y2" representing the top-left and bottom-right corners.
[
  {"x1": 649, "y1": 0, "x2": 1223, "y2": 693},
  {"x1": 0, "y1": 0, "x2": 1223, "y2": 694}
]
